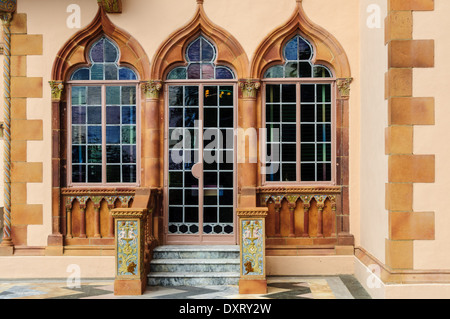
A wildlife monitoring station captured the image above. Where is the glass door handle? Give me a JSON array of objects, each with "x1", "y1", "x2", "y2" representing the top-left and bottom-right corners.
[{"x1": 191, "y1": 162, "x2": 203, "y2": 180}]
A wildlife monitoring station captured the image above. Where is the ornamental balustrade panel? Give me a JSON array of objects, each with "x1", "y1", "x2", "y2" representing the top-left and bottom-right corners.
[
  {"x1": 61, "y1": 188, "x2": 135, "y2": 245},
  {"x1": 258, "y1": 187, "x2": 341, "y2": 246}
]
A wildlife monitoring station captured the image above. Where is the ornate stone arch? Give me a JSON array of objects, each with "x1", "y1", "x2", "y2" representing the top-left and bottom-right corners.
[
  {"x1": 51, "y1": 4, "x2": 150, "y2": 82},
  {"x1": 150, "y1": 1, "x2": 249, "y2": 80},
  {"x1": 250, "y1": 0, "x2": 351, "y2": 80}
]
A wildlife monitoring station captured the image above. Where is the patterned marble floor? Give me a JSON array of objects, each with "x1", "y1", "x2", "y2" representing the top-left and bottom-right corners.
[{"x1": 0, "y1": 276, "x2": 371, "y2": 299}]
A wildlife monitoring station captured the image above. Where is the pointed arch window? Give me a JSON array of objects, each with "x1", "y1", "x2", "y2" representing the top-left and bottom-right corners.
[
  {"x1": 263, "y1": 35, "x2": 335, "y2": 184},
  {"x1": 68, "y1": 37, "x2": 139, "y2": 185}
]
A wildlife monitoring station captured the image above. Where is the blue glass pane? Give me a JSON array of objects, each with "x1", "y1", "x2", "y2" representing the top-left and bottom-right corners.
[
  {"x1": 72, "y1": 126, "x2": 86, "y2": 144},
  {"x1": 299, "y1": 37, "x2": 312, "y2": 60},
  {"x1": 104, "y1": 39, "x2": 118, "y2": 62},
  {"x1": 122, "y1": 87, "x2": 136, "y2": 105},
  {"x1": 122, "y1": 165, "x2": 136, "y2": 183},
  {"x1": 106, "y1": 126, "x2": 121, "y2": 144},
  {"x1": 105, "y1": 64, "x2": 118, "y2": 80},
  {"x1": 169, "y1": 86, "x2": 183, "y2": 106},
  {"x1": 87, "y1": 126, "x2": 102, "y2": 144},
  {"x1": 313, "y1": 66, "x2": 332, "y2": 78},
  {"x1": 88, "y1": 165, "x2": 102, "y2": 183},
  {"x1": 107, "y1": 145, "x2": 121, "y2": 163},
  {"x1": 201, "y1": 38, "x2": 215, "y2": 62},
  {"x1": 72, "y1": 146, "x2": 86, "y2": 164},
  {"x1": 72, "y1": 106, "x2": 86, "y2": 124},
  {"x1": 71, "y1": 68, "x2": 90, "y2": 81},
  {"x1": 202, "y1": 64, "x2": 214, "y2": 80},
  {"x1": 72, "y1": 165, "x2": 86, "y2": 183},
  {"x1": 91, "y1": 64, "x2": 104, "y2": 80},
  {"x1": 106, "y1": 106, "x2": 121, "y2": 124},
  {"x1": 216, "y1": 67, "x2": 234, "y2": 79},
  {"x1": 90, "y1": 40, "x2": 104, "y2": 63},
  {"x1": 187, "y1": 38, "x2": 201, "y2": 62},
  {"x1": 122, "y1": 145, "x2": 137, "y2": 163},
  {"x1": 106, "y1": 86, "x2": 120, "y2": 105},
  {"x1": 87, "y1": 86, "x2": 102, "y2": 105},
  {"x1": 122, "y1": 106, "x2": 136, "y2": 125},
  {"x1": 87, "y1": 146, "x2": 102, "y2": 164},
  {"x1": 299, "y1": 62, "x2": 312, "y2": 77},
  {"x1": 87, "y1": 106, "x2": 101, "y2": 125},
  {"x1": 118, "y1": 68, "x2": 137, "y2": 80},
  {"x1": 72, "y1": 87, "x2": 86, "y2": 105},
  {"x1": 107, "y1": 165, "x2": 121, "y2": 183},
  {"x1": 187, "y1": 64, "x2": 201, "y2": 79},
  {"x1": 167, "y1": 67, "x2": 187, "y2": 80},
  {"x1": 285, "y1": 62, "x2": 298, "y2": 78},
  {"x1": 185, "y1": 108, "x2": 199, "y2": 128},
  {"x1": 285, "y1": 37, "x2": 298, "y2": 61},
  {"x1": 122, "y1": 126, "x2": 136, "y2": 144},
  {"x1": 264, "y1": 66, "x2": 284, "y2": 79}
]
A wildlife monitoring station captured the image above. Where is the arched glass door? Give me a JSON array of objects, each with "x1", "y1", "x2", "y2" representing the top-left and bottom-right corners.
[{"x1": 164, "y1": 37, "x2": 237, "y2": 244}]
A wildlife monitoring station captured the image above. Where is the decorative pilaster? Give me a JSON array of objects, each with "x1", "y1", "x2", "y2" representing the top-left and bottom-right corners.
[
  {"x1": 112, "y1": 208, "x2": 148, "y2": 295},
  {"x1": 237, "y1": 207, "x2": 268, "y2": 294},
  {"x1": 47, "y1": 80, "x2": 65, "y2": 255},
  {"x1": 0, "y1": 11, "x2": 13, "y2": 254},
  {"x1": 142, "y1": 80, "x2": 162, "y2": 188}
]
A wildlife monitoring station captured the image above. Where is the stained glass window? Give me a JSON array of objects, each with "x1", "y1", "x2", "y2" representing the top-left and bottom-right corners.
[
  {"x1": 70, "y1": 37, "x2": 138, "y2": 185},
  {"x1": 70, "y1": 37, "x2": 138, "y2": 81},
  {"x1": 167, "y1": 36, "x2": 235, "y2": 80},
  {"x1": 263, "y1": 35, "x2": 334, "y2": 183},
  {"x1": 264, "y1": 35, "x2": 332, "y2": 79}
]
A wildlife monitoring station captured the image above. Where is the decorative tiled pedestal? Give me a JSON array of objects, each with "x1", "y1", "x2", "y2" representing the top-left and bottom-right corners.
[
  {"x1": 112, "y1": 208, "x2": 148, "y2": 296},
  {"x1": 237, "y1": 208, "x2": 268, "y2": 294}
]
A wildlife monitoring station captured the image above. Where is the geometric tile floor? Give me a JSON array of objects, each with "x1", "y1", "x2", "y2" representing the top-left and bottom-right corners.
[{"x1": 0, "y1": 276, "x2": 371, "y2": 299}]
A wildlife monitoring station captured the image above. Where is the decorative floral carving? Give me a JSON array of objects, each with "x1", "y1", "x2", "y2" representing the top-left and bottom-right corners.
[
  {"x1": 49, "y1": 81, "x2": 64, "y2": 101},
  {"x1": 101, "y1": 0, "x2": 122, "y2": 13},
  {"x1": 239, "y1": 79, "x2": 261, "y2": 98},
  {"x1": 337, "y1": 78, "x2": 353, "y2": 98},
  {"x1": 143, "y1": 80, "x2": 162, "y2": 99},
  {"x1": 117, "y1": 220, "x2": 139, "y2": 276}
]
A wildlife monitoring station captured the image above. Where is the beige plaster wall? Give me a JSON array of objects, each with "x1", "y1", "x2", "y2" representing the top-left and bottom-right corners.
[
  {"x1": 358, "y1": 0, "x2": 388, "y2": 263},
  {"x1": 16, "y1": 0, "x2": 361, "y2": 248},
  {"x1": 412, "y1": 0, "x2": 450, "y2": 270}
]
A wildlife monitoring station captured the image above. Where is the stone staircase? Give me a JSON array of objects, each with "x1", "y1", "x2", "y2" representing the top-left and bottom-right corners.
[{"x1": 147, "y1": 245, "x2": 240, "y2": 286}]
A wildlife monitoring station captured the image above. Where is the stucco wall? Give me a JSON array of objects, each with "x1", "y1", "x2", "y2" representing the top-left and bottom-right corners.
[
  {"x1": 359, "y1": 0, "x2": 388, "y2": 264},
  {"x1": 413, "y1": 0, "x2": 450, "y2": 270},
  {"x1": 15, "y1": 0, "x2": 361, "y2": 247}
]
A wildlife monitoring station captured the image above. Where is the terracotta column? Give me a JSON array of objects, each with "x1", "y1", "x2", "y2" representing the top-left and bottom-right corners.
[
  {"x1": 142, "y1": 80, "x2": 162, "y2": 188},
  {"x1": 238, "y1": 207, "x2": 268, "y2": 294},
  {"x1": 113, "y1": 208, "x2": 148, "y2": 295},
  {"x1": 46, "y1": 81, "x2": 65, "y2": 255},
  {"x1": 237, "y1": 79, "x2": 260, "y2": 208}
]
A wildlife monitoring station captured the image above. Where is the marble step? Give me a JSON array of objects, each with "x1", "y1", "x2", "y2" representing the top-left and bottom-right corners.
[
  {"x1": 147, "y1": 272, "x2": 240, "y2": 287},
  {"x1": 150, "y1": 258, "x2": 240, "y2": 273},
  {"x1": 152, "y1": 245, "x2": 240, "y2": 260}
]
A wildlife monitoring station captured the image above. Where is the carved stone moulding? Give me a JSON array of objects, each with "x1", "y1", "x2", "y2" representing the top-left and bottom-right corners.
[
  {"x1": 61, "y1": 187, "x2": 136, "y2": 196},
  {"x1": 257, "y1": 186, "x2": 342, "y2": 194}
]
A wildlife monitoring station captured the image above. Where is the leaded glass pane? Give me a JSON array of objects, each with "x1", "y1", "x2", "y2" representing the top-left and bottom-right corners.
[
  {"x1": 168, "y1": 67, "x2": 187, "y2": 80},
  {"x1": 71, "y1": 68, "x2": 90, "y2": 81}
]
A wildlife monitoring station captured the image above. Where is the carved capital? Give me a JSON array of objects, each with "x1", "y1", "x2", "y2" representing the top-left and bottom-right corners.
[
  {"x1": 49, "y1": 81, "x2": 64, "y2": 102},
  {"x1": 337, "y1": 77, "x2": 353, "y2": 99},
  {"x1": 239, "y1": 79, "x2": 261, "y2": 99},
  {"x1": 143, "y1": 80, "x2": 162, "y2": 99}
]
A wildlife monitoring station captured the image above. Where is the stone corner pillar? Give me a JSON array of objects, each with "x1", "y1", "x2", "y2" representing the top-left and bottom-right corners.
[
  {"x1": 112, "y1": 208, "x2": 149, "y2": 296},
  {"x1": 237, "y1": 207, "x2": 268, "y2": 295}
]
